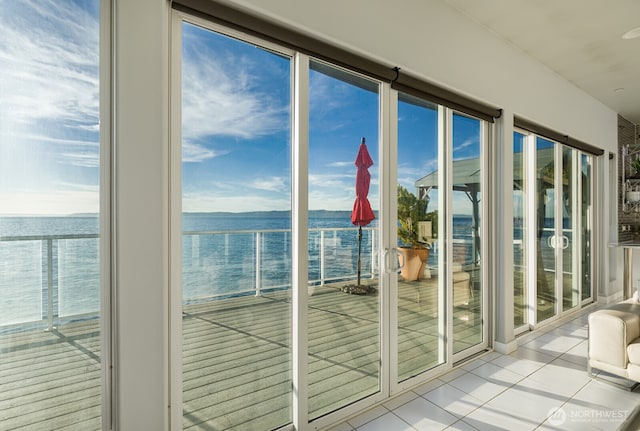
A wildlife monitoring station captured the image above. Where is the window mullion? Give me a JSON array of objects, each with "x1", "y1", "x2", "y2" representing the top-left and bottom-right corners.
[{"x1": 292, "y1": 52, "x2": 310, "y2": 429}]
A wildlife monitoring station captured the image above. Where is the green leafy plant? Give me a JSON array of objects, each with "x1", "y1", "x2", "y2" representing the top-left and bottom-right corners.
[
  {"x1": 632, "y1": 157, "x2": 640, "y2": 177},
  {"x1": 397, "y1": 185, "x2": 430, "y2": 248}
]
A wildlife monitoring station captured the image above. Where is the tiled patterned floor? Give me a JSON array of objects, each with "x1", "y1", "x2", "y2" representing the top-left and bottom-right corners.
[{"x1": 331, "y1": 307, "x2": 640, "y2": 431}]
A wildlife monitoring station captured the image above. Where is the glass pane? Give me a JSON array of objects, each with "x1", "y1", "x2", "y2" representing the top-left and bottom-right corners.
[
  {"x1": 308, "y1": 60, "x2": 380, "y2": 419},
  {"x1": 513, "y1": 132, "x2": 527, "y2": 328},
  {"x1": 581, "y1": 154, "x2": 592, "y2": 301},
  {"x1": 562, "y1": 147, "x2": 579, "y2": 311},
  {"x1": 0, "y1": 1, "x2": 102, "y2": 429},
  {"x1": 180, "y1": 24, "x2": 292, "y2": 429},
  {"x1": 397, "y1": 94, "x2": 444, "y2": 380},
  {"x1": 536, "y1": 138, "x2": 556, "y2": 322},
  {"x1": 452, "y1": 113, "x2": 483, "y2": 354}
]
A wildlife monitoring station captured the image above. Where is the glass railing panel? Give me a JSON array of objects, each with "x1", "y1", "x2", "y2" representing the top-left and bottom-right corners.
[
  {"x1": 58, "y1": 237, "x2": 100, "y2": 317},
  {"x1": 0, "y1": 240, "x2": 43, "y2": 326}
]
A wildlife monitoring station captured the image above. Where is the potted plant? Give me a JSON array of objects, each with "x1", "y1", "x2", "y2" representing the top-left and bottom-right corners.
[{"x1": 397, "y1": 185, "x2": 431, "y2": 281}]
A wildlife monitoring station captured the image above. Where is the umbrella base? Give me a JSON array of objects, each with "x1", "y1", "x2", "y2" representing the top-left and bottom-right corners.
[{"x1": 341, "y1": 284, "x2": 377, "y2": 296}]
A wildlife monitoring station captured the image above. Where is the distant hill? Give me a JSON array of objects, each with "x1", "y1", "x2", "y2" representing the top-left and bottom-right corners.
[{"x1": 183, "y1": 210, "x2": 370, "y2": 219}]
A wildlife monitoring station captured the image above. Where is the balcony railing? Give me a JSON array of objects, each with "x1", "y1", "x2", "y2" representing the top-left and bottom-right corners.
[
  {"x1": 182, "y1": 226, "x2": 379, "y2": 302},
  {"x1": 0, "y1": 227, "x2": 380, "y2": 329},
  {"x1": 0, "y1": 233, "x2": 100, "y2": 331},
  {"x1": 1, "y1": 225, "x2": 479, "y2": 330}
]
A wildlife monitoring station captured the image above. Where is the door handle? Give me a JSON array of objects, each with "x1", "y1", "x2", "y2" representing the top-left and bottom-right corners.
[
  {"x1": 395, "y1": 248, "x2": 404, "y2": 272},
  {"x1": 547, "y1": 234, "x2": 569, "y2": 249},
  {"x1": 384, "y1": 248, "x2": 402, "y2": 273}
]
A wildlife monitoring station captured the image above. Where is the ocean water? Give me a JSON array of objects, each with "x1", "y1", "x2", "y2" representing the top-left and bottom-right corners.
[
  {"x1": 181, "y1": 211, "x2": 379, "y2": 302},
  {"x1": 0, "y1": 212, "x2": 474, "y2": 327},
  {"x1": 0, "y1": 216, "x2": 100, "y2": 328}
]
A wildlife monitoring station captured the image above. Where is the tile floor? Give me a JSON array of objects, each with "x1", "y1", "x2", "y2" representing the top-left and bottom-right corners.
[{"x1": 330, "y1": 306, "x2": 640, "y2": 431}]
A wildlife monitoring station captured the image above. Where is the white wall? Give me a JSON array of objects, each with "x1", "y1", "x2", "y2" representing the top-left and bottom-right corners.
[{"x1": 113, "y1": 0, "x2": 618, "y2": 428}]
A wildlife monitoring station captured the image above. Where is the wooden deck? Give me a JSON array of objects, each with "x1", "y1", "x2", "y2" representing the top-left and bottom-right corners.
[
  {"x1": 0, "y1": 277, "x2": 482, "y2": 431},
  {"x1": 0, "y1": 321, "x2": 102, "y2": 430}
]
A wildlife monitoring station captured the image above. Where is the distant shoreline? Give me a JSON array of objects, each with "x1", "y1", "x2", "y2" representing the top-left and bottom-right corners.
[{"x1": 184, "y1": 210, "x2": 357, "y2": 218}]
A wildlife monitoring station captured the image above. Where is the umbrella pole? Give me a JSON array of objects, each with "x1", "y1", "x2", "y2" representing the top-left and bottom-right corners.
[{"x1": 357, "y1": 226, "x2": 362, "y2": 286}]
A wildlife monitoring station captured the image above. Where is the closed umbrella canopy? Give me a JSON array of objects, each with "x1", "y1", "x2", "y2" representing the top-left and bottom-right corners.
[
  {"x1": 351, "y1": 137, "x2": 375, "y2": 227},
  {"x1": 346, "y1": 137, "x2": 375, "y2": 294}
]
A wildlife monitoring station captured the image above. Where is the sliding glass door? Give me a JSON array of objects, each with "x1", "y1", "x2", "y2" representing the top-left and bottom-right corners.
[
  {"x1": 396, "y1": 95, "x2": 444, "y2": 381},
  {"x1": 177, "y1": 21, "x2": 294, "y2": 430},
  {"x1": 561, "y1": 147, "x2": 580, "y2": 313},
  {"x1": 514, "y1": 130, "x2": 594, "y2": 329},
  {"x1": 513, "y1": 132, "x2": 528, "y2": 328},
  {"x1": 172, "y1": 15, "x2": 386, "y2": 429},
  {"x1": 395, "y1": 93, "x2": 488, "y2": 387},
  {"x1": 535, "y1": 138, "x2": 557, "y2": 323},
  {"x1": 307, "y1": 60, "x2": 382, "y2": 420},
  {"x1": 451, "y1": 113, "x2": 485, "y2": 356},
  {"x1": 581, "y1": 154, "x2": 593, "y2": 302},
  {"x1": 172, "y1": 12, "x2": 493, "y2": 430},
  {"x1": 0, "y1": 2, "x2": 106, "y2": 429}
]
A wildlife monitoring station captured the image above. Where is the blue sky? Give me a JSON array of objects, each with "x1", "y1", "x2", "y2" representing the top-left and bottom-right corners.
[
  {"x1": 0, "y1": 0, "x2": 100, "y2": 215},
  {"x1": 0, "y1": 2, "x2": 481, "y2": 216},
  {"x1": 182, "y1": 23, "x2": 482, "y2": 215}
]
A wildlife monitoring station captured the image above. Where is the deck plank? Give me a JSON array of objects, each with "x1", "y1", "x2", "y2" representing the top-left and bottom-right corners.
[{"x1": 0, "y1": 278, "x2": 483, "y2": 430}]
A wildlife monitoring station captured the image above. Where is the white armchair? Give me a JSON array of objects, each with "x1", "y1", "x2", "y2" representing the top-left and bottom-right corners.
[{"x1": 588, "y1": 301, "x2": 640, "y2": 387}]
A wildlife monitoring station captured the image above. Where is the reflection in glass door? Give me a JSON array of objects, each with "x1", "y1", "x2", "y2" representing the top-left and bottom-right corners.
[
  {"x1": 562, "y1": 147, "x2": 579, "y2": 312},
  {"x1": 518, "y1": 132, "x2": 594, "y2": 328},
  {"x1": 395, "y1": 94, "x2": 488, "y2": 383},
  {"x1": 451, "y1": 113, "x2": 484, "y2": 356},
  {"x1": 513, "y1": 132, "x2": 528, "y2": 329},
  {"x1": 581, "y1": 154, "x2": 593, "y2": 302},
  {"x1": 535, "y1": 138, "x2": 557, "y2": 323}
]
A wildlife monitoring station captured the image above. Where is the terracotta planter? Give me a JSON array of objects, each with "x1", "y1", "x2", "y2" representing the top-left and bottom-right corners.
[{"x1": 398, "y1": 247, "x2": 430, "y2": 281}]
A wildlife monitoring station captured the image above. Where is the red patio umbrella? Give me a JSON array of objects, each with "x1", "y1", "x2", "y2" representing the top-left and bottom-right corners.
[{"x1": 351, "y1": 137, "x2": 375, "y2": 288}]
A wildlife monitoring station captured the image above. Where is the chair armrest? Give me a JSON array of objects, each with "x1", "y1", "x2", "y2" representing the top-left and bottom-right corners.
[{"x1": 589, "y1": 310, "x2": 640, "y2": 369}]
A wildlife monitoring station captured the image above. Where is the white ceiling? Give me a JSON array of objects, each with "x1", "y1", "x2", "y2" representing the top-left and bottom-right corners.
[{"x1": 444, "y1": 0, "x2": 640, "y2": 125}]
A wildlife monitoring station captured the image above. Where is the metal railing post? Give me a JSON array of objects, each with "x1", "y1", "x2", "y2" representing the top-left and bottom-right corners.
[
  {"x1": 255, "y1": 231, "x2": 261, "y2": 296},
  {"x1": 320, "y1": 230, "x2": 325, "y2": 286},
  {"x1": 370, "y1": 229, "x2": 376, "y2": 279},
  {"x1": 46, "y1": 239, "x2": 54, "y2": 331}
]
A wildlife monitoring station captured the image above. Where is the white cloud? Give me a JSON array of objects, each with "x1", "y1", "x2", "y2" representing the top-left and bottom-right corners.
[
  {"x1": 182, "y1": 141, "x2": 227, "y2": 163},
  {"x1": 249, "y1": 176, "x2": 287, "y2": 192},
  {"x1": 327, "y1": 161, "x2": 352, "y2": 168},
  {"x1": 453, "y1": 136, "x2": 479, "y2": 154},
  {"x1": 309, "y1": 173, "x2": 353, "y2": 191},
  {"x1": 60, "y1": 152, "x2": 99, "y2": 168},
  {"x1": 308, "y1": 71, "x2": 350, "y2": 132},
  {"x1": 181, "y1": 43, "x2": 288, "y2": 143},
  {"x1": 0, "y1": 1, "x2": 101, "y2": 215},
  {"x1": 0, "y1": 1, "x2": 99, "y2": 129}
]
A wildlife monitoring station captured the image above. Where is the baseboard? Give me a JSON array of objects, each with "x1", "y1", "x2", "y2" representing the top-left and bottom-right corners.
[
  {"x1": 599, "y1": 290, "x2": 624, "y2": 304},
  {"x1": 493, "y1": 339, "x2": 518, "y2": 355}
]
